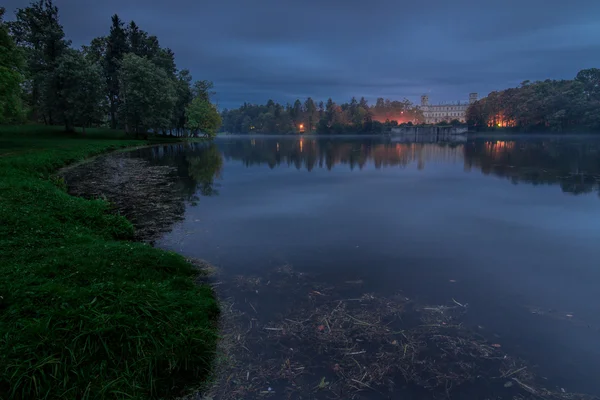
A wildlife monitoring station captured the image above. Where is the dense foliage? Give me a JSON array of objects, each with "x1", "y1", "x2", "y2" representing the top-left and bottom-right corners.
[
  {"x1": 0, "y1": 8, "x2": 25, "y2": 123},
  {"x1": 220, "y1": 97, "x2": 424, "y2": 134},
  {"x1": 466, "y1": 69, "x2": 600, "y2": 132},
  {"x1": 3, "y1": 1, "x2": 219, "y2": 136}
]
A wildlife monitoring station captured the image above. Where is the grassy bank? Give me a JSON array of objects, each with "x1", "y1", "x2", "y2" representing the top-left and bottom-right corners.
[{"x1": 0, "y1": 126, "x2": 219, "y2": 400}]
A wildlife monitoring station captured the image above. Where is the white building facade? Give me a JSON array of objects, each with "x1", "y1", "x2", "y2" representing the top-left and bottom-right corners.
[{"x1": 419, "y1": 93, "x2": 478, "y2": 124}]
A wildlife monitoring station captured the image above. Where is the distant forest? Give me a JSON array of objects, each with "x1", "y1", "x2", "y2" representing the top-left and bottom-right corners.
[
  {"x1": 220, "y1": 97, "x2": 425, "y2": 134},
  {"x1": 466, "y1": 68, "x2": 600, "y2": 132}
]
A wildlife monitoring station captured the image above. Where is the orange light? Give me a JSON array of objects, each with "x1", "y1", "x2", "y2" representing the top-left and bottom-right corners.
[{"x1": 299, "y1": 124, "x2": 304, "y2": 129}]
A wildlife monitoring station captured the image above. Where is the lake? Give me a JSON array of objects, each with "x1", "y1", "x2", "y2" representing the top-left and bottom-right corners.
[{"x1": 136, "y1": 135, "x2": 600, "y2": 399}]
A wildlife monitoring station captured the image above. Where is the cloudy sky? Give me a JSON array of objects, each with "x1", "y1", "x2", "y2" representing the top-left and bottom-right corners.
[{"x1": 5, "y1": 0, "x2": 600, "y2": 109}]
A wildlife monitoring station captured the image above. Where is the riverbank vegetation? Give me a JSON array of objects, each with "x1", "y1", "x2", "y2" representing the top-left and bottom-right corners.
[
  {"x1": 1, "y1": 1, "x2": 220, "y2": 137},
  {"x1": 466, "y1": 68, "x2": 600, "y2": 132},
  {"x1": 220, "y1": 97, "x2": 424, "y2": 134},
  {"x1": 0, "y1": 126, "x2": 219, "y2": 399}
]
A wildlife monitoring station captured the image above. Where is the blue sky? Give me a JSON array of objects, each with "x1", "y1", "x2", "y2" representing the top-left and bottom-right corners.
[{"x1": 6, "y1": 0, "x2": 600, "y2": 109}]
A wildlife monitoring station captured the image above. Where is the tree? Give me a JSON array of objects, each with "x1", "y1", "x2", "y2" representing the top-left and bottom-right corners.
[
  {"x1": 186, "y1": 97, "x2": 222, "y2": 138},
  {"x1": 153, "y1": 47, "x2": 176, "y2": 77},
  {"x1": 325, "y1": 98, "x2": 335, "y2": 123},
  {"x1": 304, "y1": 97, "x2": 316, "y2": 131},
  {"x1": 10, "y1": 0, "x2": 70, "y2": 124},
  {"x1": 0, "y1": 7, "x2": 25, "y2": 123},
  {"x1": 118, "y1": 53, "x2": 176, "y2": 137},
  {"x1": 172, "y1": 69, "x2": 193, "y2": 135},
  {"x1": 465, "y1": 69, "x2": 600, "y2": 132},
  {"x1": 192, "y1": 80, "x2": 215, "y2": 102},
  {"x1": 126, "y1": 21, "x2": 143, "y2": 56},
  {"x1": 291, "y1": 99, "x2": 303, "y2": 125},
  {"x1": 105, "y1": 14, "x2": 129, "y2": 129},
  {"x1": 54, "y1": 49, "x2": 105, "y2": 133},
  {"x1": 575, "y1": 68, "x2": 600, "y2": 99},
  {"x1": 81, "y1": 36, "x2": 106, "y2": 64}
]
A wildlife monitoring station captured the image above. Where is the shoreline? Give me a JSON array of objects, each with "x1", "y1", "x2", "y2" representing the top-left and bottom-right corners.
[{"x1": 0, "y1": 127, "x2": 219, "y2": 399}]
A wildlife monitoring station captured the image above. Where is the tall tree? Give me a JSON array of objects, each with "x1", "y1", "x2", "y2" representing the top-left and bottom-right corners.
[
  {"x1": 126, "y1": 21, "x2": 143, "y2": 56},
  {"x1": 10, "y1": 0, "x2": 70, "y2": 124},
  {"x1": 118, "y1": 53, "x2": 176, "y2": 137},
  {"x1": 54, "y1": 49, "x2": 106, "y2": 133},
  {"x1": 153, "y1": 47, "x2": 176, "y2": 76},
  {"x1": 105, "y1": 14, "x2": 128, "y2": 129},
  {"x1": 575, "y1": 68, "x2": 600, "y2": 99},
  {"x1": 325, "y1": 98, "x2": 335, "y2": 123},
  {"x1": 291, "y1": 99, "x2": 303, "y2": 125},
  {"x1": 0, "y1": 7, "x2": 25, "y2": 123},
  {"x1": 193, "y1": 80, "x2": 215, "y2": 102},
  {"x1": 304, "y1": 97, "x2": 317, "y2": 131},
  {"x1": 172, "y1": 69, "x2": 193, "y2": 135}
]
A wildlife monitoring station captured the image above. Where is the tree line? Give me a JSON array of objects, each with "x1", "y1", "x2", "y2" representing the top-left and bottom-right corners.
[
  {"x1": 0, "y1": 1, "x2": 221, "y2": 137},
  {"x1": 220, "y1": 97, "x2": 424, "y2": 135},
  {"x1": 466, "y1": 69, "x2": 600, "y2": 132}
]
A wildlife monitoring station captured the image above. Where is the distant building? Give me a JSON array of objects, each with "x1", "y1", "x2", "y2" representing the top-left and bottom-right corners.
[{"x1": 419, "y1": 93, "x2": 478, "y2": 124}]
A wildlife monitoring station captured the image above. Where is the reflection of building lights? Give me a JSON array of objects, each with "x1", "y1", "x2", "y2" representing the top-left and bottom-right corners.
[
  {"x1": 299, "y1": 138, "x2": 303, "y2": 152},
  {"x1": 276, "y1": 142, "x2": 279, "y2": 152}
]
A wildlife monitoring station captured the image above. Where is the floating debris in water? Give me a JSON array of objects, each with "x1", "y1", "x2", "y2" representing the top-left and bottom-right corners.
[{"x1": 187, "y1": 265, "x2": 597, "y2": 400}]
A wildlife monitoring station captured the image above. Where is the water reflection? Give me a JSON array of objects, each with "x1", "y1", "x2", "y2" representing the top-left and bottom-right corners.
[
  {"x1": 217, "y1": 137, "x2": 600, "y2": 197},
  {"x1": 62, "y1": 143, "x2": 225, "y2": 242},
  {"x1": 465, "y1": 138, "x2": 600, "y2": 196},
  {"x1": 132, "y1": 143, "x2": 224, "y2": 201},
  {"x1": 220, "y1": 137, "x2": 463, "y2": 171},
  {"x1": 143, "y1": 136, "x2": 600, "y2": 398}
]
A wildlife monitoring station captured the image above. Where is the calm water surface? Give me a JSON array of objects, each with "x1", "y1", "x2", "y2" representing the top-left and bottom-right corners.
[{"x1": 137, "y1": 136, "x2": 600, "y2": 398}]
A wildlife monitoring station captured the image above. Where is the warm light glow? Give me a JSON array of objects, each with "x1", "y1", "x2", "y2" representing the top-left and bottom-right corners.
[
  {"x1": 488, "y1": 114, "x2": 514, "y2": 128},
  {"x1": 299, "y1": 124, "x2": 304, "y2": 129},
  {"x1": 299, "y1": 138, "x2": 303, "y2": 152}
]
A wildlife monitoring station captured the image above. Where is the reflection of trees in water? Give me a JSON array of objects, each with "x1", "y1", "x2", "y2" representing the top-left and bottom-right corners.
[
  {"x1": 219, "y1": 138, "x2": 464, "y2": 172},
  {"x1": 218, "y1": 138, "x2": 600, "y2": 197},
  {"x1": 135, "y1": 139, "x2": 600, "y2": 200},
  {"x1": 463, "y1": 139, "x2": 600, "y2": 196},
  {"x1": 134, "y1": 143, "x2": 223, "y2": 200},
  {"x1": 187, "y1": 146, "x2": 223, "y2": 197}
]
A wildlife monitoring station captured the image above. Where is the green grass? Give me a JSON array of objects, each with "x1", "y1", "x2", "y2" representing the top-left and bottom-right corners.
[{"x1": 0, "y1": 125, "x2": 219, "y2": 400}]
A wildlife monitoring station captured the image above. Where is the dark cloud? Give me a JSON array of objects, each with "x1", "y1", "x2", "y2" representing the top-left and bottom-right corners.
[{"x1": 5, "y1": 0, "x2": 600, "y2": 108}]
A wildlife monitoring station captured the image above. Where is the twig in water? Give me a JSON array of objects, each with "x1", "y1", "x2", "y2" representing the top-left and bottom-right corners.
[
  {"x1": 501, "y1": 366, "x2": 527, "y2": 379},
  {"x1": 345, "y1": 351, "x2": 366, "y2": 356},
  {"x1": 452, "y1": 298, "x2": 467, "y2": 308},
  {"x1": 345, "y1": 314, "x2": 374, "y2": 326},
  {"x1": 351, "y1": 379, "x2": 375, "y2": 391},
  {"x1": 512, "y1": 378, "x2": 537, "y2": 395}
]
